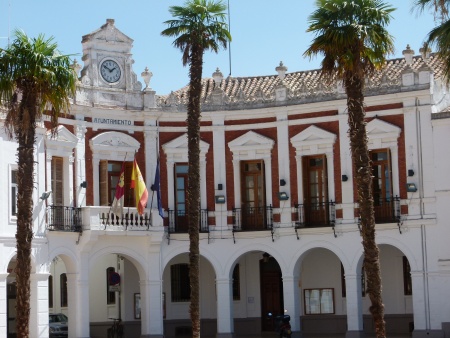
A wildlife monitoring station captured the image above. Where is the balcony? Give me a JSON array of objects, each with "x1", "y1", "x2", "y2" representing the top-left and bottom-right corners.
[
  {"x1": 166, "y1": 209, "x2": 209, "y2": 233},
  {"x1": 47, "y1": 205, "x2": 82, "y2": 232},
  {"x1": 295, "y1": 201, "x2": 336, "y2": 228},
  {"x1": 373, "y1": 196, "x2": 401, "y2": 224},
  {"x1": 232, "y1": 206, "x2": 273, "y2": 231}
]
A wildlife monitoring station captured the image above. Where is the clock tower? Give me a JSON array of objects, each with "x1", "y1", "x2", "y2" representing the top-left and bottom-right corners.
[{"x1": 76, "y1": 19, "x2": 145, "y2": 108}]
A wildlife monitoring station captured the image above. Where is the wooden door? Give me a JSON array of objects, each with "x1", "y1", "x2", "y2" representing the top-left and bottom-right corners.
[
  {"x1": 241, "y1": 160, "x2": 266, "y2": 230},
  {"x1": 303, "y1": 155, "x2": 328, "y2": 226},
  {"x1": 260, "y1": 258, "x2": 283, "y2": 331}
]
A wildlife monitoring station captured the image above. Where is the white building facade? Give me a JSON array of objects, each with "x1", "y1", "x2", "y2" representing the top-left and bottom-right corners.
[{"x1": 1, "y1": 20, "x2": 450, "y2": 338}]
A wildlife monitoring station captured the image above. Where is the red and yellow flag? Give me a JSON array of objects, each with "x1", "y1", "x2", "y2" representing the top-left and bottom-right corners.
[{"x1": 131, "y1": 158, "x2": 148, "y2": 215}]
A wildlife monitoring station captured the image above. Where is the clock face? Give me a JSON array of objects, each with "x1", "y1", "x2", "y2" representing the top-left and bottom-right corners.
[{"x1": 100, "y1": 59, "x2": 121, "y2": 83}]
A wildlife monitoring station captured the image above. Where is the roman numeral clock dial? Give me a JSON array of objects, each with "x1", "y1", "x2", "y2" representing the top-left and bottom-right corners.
[{"x1": 100, "y1": 59, "x2": 121, "y2": 83}]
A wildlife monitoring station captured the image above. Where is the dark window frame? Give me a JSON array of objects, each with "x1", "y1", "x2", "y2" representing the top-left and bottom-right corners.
[
  {"x1": 171, "y1": 264, "x2": 191, "y2": 302},
  {"x1": 107, "y1": 267, "x2": 116, "y2": 305},
  {"x1": 60, "y1": 273, "x2": 68, "y2": 308}
]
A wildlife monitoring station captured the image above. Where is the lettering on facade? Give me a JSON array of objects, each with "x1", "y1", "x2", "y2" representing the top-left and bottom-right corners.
[{"x1": 93, "y1": 118, "x2": 133, "y2": 126}]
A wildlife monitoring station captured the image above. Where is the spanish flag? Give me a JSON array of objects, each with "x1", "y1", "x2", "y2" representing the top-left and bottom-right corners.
[{"x1": 131, "y1": 158, "x2": 148, "y2": 215}]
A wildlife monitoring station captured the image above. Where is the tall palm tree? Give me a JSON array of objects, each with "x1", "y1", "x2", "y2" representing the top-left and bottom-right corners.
[
  {"x1": 414, "y1": 0, "x2": 450, "y2": 81},
  {"x1": 304, "y1": 1, "x2": 395, "y2": 337},
  {"x1": 161, "y1": 1, "x2": 231, "y2": 337},
  {"x1": 0, "y1": 30, "x2": 76, "y2": 337}
]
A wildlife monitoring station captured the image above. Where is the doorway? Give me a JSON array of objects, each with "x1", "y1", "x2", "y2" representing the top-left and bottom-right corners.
[{"x1": 260, "y1": 256, "x2": 283, "y2": 331}]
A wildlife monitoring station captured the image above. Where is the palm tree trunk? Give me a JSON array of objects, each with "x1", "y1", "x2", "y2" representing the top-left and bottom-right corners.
[
  {"x1": 15, "y1": 91, "x2": 37, "y2": 338},
  {"x1": 187, "y1": 43, "x2": 203, "y2": 338},
  {"x1": 345, "y1": 72, "x2": 386, "y2": 338}
]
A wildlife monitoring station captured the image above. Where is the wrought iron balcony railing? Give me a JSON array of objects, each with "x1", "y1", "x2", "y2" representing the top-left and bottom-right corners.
[
  {"x1": 294, "y1": 201, "x2": 336, "y2": 228},
  {"x1": 166, "y1": 209, "x2": 209, "y2": 233},
  {"x1": 232, "y1": 205, "x2": 273, "y2": 231},
  {"x1": 47, "y1": 205, "x2": 82, "y2": 232},
  {"x1": 357, "y1": 196, "x2": 401, "y2": 224}
]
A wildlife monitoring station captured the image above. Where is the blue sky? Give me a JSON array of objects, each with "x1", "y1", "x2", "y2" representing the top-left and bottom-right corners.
[{"x1": 0, "y1": 0, "x2": 439, "y2": 95}]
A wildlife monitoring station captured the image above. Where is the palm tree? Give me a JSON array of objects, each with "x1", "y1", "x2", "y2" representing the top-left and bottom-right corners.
[
  {"x1": 0, "y1": 30, "x2": 76, "y2": 337},
  {"x1": 414, "y1": 0, "x2": 450, "y2": 81},
  {"x1": 161, "y1": 1, "x2": 230, "y2": 337},
  {"x1": 304, "y1": 1, "x2": 395, "y2": 337}
]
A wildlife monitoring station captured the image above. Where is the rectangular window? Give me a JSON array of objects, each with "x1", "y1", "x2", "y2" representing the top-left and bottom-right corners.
[
  {"x1": 233, "y1": 264, "x2": 240, "y2": 300},
  {"x1": 11, "y1": 169, "x2": 18, "y2": 216},
  {"x1": 99, "y1": 160, "x2": 133, "y2": 207},
  {"x1": 174, "y1": 163, "x2": 189, "y2": 232},
  {"x1": 60, "y1": 273, "x2": 68, "y2": 307},
  {"x1": 107, "y1": 267, "x2": 116, "y2": 305},
  {"x1": 51, "y1": 157, "x2": 64, "y2": 205},
  {"x1": 403, "y1": 256, "x2": 412, "y2": 295},
  {"x1": 171, "y1": 264, "x2": 190, "y2": 302},
  {"x1": 304, "y1": 288, "x2": 335, "y2": 315}
]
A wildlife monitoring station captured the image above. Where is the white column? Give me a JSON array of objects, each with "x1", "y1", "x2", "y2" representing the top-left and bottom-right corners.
[
  {"x1": 46, "y1": 154, "x2": 54, "y2": 205},
  {"x1": 338, "y1": 117, "x2": 354, "y2": 221},
  {"x1": 74, "y1": 121, "x2": 87, "y2": 207},
  {"x1": 411, "y1": 271, "x2": 427, "y2": 331},
  {"x1": 390, "y1": 145, "x2": 400, "y2": 197},
  {"x1": 282, "y1": 275, "x2": 300, "y2": 333},
  {"x1": 74, "y1": 254, "x2": 91, "y2": 338},
  {"x1": 232, "y1": 159, "x2": 241, "y2": 207},
  {"x1": 200, "y1": 158, "x2": 208, "y2": 210},
  {"x1": 326, "y1": 151, "x2": 336, "y2": 201},
  {"x1": 216, "y1": 277, "x2": 233, "y2": 338},
  {"x1": 212, "y1": 124, "x2": 227, "y2": 229},
  {"x1": 276, "y1": 114, "x2": 291, "y2": 224},
  {"x1": 141, "y1": 279, "x2": 164, "y2": 338},
  {"x1": 67, "y1": 156, "x2": 75, "y2": 206},
  {"x1": 0, "y1": 274, "x2": 7, "y2": 338},
  {"x1": 344, "y1": 273, "x2": 364, "y2": 337},
  {"x1": 93, "y1": 155, "x2": 100, "y2": 206},
  {"x1": 144, "y1": 128, "x2": 158, "y2": 210},
  {"x1": 295, "y1": 156, "x2": 304, "y2": 203},
  {"x1": 31, "y1": 273, "x2": 50, "y2": 338},
  {"x1": 166, "y1": 161, "x2": 175, "y2": 210},
  {"x1": 264, "y1": 154, "x2": 273, "y2": 206}
]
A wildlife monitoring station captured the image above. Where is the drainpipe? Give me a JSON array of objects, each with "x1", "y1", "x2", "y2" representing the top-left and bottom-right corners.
[{"x1": 416, "y1": 97, "x2": 430, "y2": 332}]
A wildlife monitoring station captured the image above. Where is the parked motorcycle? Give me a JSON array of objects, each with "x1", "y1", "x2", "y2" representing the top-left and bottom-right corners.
[{"x1": 267, "y1": 312, "x2": 292, "y2": 338}]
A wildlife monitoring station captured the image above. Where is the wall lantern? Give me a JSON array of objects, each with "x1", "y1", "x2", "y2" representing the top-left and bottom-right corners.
[
  {"x1": 408, "y1": 169, "x2": 415, "y2": 177},
  {"x1": 342, "y1": 175, "x2": 348, "y2": 182},
  {"x1": 215, "y1": 195, "x2": 226, "y2": 204},
  {"x1": 280, "y1": 179, "x2": 286, "y2": 186},
  {"x1": 80, "y1": 181, "x2": 88, "y2": 188},
  {"x1": 40, "y1": 191, "x2": 52, "y2": 200},
  {"x1": 278, "y1": 192, "x2": 289, "y2": 201},
  {"x1": 218, "y1": 183, "x2": 223, "y2": 191},
  {"x1": 406, "y1": 183, "x2": 417, "y2": 192}
]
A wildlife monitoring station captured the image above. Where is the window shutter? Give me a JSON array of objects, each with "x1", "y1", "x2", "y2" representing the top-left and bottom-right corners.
[
  {"x1": 100, "y1": 160, "x2": 108, "y2": 206},
  {"x1": 51, "y1": 157, "x2": 64, "y2": 205}
]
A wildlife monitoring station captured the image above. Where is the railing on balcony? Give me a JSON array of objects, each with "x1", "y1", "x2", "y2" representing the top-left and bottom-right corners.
[
  {"x1": 47, "y1": 205, "x2": 82, "y2": 232},
  {"x1": 374, "y1": 196, "x2": 401, "y2": 224},
  {"x1": 232, "y1": 206, "x2": 273, "y2": 231},
  {"x1": 166, "y1": 209, "x2": 209, "y2": 233},
  {"x1": 295, "y1": 201, "x2": 336, "y2": 228},
  {"x1": 100, "y1": 210, "x2": 152, "y2": 229}
]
